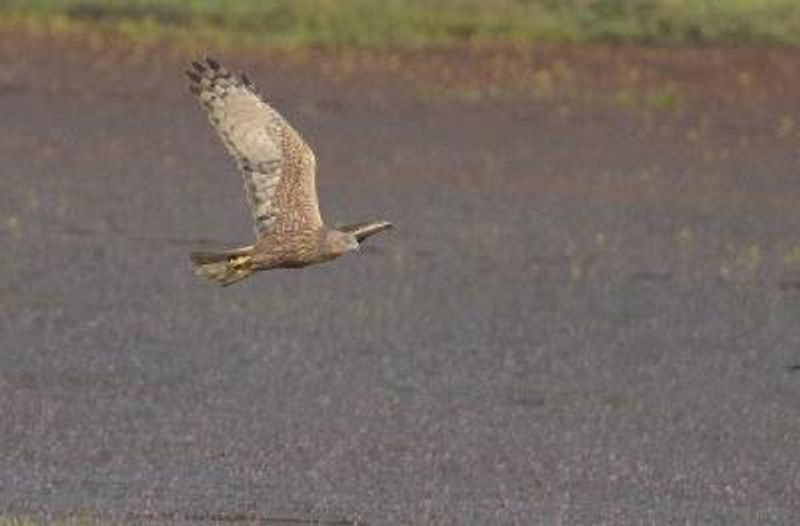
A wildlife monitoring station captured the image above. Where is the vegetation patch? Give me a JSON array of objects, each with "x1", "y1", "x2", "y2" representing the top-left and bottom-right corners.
[
  {"x1": 0, "y1": 518, "x2": 107, "y2": 526},
  {"x1": 3, "y1": 0, "x2": 800, "y2": 49}
]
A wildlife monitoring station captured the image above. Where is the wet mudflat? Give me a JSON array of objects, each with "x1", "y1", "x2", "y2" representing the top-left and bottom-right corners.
[{"x1": 1, "y1": 39, "x2": 800, "y2": 524}]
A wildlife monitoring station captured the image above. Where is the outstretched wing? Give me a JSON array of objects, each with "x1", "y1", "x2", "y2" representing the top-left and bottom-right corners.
[
  {"x1": 186, "y1": 57, "x2": 323, "y2": 237},
  {"x1": 339, "y1": 220, "x2": 393, "y2": 243}
]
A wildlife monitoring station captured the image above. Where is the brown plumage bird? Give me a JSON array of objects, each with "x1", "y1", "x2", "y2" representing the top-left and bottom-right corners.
[{"x1": 185, "y1": 57, "x2": 392, "y2": 286}]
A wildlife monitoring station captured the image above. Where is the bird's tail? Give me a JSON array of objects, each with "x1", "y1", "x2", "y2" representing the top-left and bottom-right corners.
[{"x1": 190, "y1": 246, "x2": 255, "y2": 286}]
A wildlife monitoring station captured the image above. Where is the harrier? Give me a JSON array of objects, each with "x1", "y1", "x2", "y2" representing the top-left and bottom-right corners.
[{"x1": 186, "y1": 57, "x2": 391, "y2": 286}]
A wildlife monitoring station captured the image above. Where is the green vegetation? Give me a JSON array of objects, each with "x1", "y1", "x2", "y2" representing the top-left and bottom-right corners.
[
  {"x1": 0, "y1": 518, "x2": 106, "y2": 526},
  {"x1": 2, "y1": 0, "x2": 800, "y2": 49}
]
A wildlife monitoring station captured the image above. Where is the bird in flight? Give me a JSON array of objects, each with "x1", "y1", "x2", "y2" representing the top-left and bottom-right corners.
[{"x1": 185, "y1": 57, "x2": 391, "y2": 286}]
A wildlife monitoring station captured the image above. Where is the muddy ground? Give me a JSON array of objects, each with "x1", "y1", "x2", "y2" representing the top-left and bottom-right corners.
[{"x1": 1, "y1": 34, "x2": 800, "y2": 524}]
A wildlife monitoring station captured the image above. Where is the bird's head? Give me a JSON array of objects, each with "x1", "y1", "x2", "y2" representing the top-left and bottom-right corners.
[{"x1": 324, "y1": 229, "x2": 360, "y2": 256}]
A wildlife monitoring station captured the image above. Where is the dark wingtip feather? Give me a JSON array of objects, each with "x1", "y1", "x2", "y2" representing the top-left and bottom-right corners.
[
  {"x1": 191, "y1": 60, "x2": 206, "y2": 72},
  {"x1": 188, "y1": 84, "x2": 201, "y2": 96},
  {"x1": 185, "y1": 69, "x2": 201, "y2": 83},
  {"x1": 206, "y1": 56, "x2": 221, "y2": 71}
]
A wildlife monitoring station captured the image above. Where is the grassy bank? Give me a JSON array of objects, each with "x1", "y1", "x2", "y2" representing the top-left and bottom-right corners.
[{"x1": 2, "y1": 0, "x2": 800, "y2": 49}]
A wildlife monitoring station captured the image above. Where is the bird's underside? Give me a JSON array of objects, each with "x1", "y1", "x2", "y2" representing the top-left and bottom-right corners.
[{"x1": 185, "y1": 56, "x2": 392, "y2": 286}]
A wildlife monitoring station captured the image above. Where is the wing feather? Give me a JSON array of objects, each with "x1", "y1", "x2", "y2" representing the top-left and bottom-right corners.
[
  {"x1": 339, "y1": 221, "x2": 393, "y2": 243},
  {"x1": 186, "y1": 57, "x2": 323, "y2": 237}
]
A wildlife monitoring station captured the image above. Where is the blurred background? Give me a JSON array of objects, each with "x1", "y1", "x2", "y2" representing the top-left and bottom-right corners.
[
  {"x1": 1, "y1": 1, "x2": 800, "y2": 524},
  {"x1": 4, "y1": 0, "x2": 800, "y2": 47}
]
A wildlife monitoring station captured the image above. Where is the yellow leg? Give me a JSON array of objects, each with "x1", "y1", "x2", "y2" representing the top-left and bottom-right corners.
[{"x1": 228, "y1": 255, "x2": 252, "y2": 269}]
